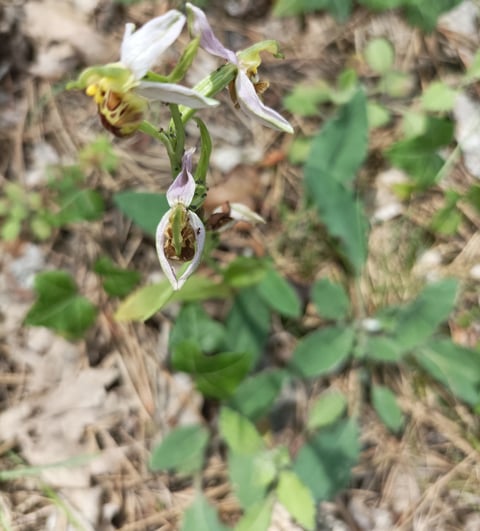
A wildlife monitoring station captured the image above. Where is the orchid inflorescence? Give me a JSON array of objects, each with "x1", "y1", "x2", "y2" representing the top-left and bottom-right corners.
[{"x1": 68, "y1": 4, "x2": 293, "y2": 290}]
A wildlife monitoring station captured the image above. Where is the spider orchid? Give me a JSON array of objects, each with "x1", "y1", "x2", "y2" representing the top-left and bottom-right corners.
[
  {"x1": 68, "y1": 10, "x2": 218, "y2": 136},
  {"x1": 156, "y1": 148, "x2": 206, "y2": 290},
  {"x1": 186, "y1": 3, "x2": 293, "y2": 134}
]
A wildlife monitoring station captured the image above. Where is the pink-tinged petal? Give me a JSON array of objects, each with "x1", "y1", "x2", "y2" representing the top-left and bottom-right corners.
[
  {"x1": 166, "y1": 148, "x2": 196, "y2": 207},
  {"x1": 121, "y1": 11, "x2": 186, "y2": 80},
  {"x1": 186, "y1": 3, "x2": 238, "y2": 65},
  {"x1": 235, "y1": 71, "x2": 294, "y2": 134},
  {"x1": 136, "y1": 81, "x2": 219, "y2": 108},
  {"x1": 176, "y1": 211, "x2": 206, "y2": 290},
  {"x1": 155, "y1": 209, "x2": 180, "y2": 290}
]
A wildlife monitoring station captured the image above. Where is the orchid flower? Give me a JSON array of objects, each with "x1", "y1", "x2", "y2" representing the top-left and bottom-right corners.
[
  {"x1": 156, "y1": 148, "x2": 206, "y2": 290},
  {"x1": 206, "y1": 202, "x2": 265, "y2": 232},
  {"x1": 68, "y1": 10, "x2": 218, "y2": 136},
  {"x1": 186, "y1": 3, "x2": 293, "y2": 134}
]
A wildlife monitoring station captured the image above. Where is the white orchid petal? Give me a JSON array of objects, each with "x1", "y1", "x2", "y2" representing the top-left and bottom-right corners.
[
  {"x1": 176, "y1": 211, "x2": 206, "y2": 290},
  {"x1": 227, "y1": 203, "x2": 266, "y2": 224},
  {"x1": 166, "y1": 148, "x2": 196, "y2": 207},
  {"x1": 155, "y1": 209, "x2": 180, "y2": 290},
  {"x1": 186, "y1": 3, "x2": 238, "y2": 65},
  {"x1": 137, "y1": 81, "x2": 219, "y2": 108},
  {"x1": 235, "y1": 71, "x2": 294, "y2": 134},
  {"x1": 121, "y1": 11, "x2": 186, "y2": 80}
]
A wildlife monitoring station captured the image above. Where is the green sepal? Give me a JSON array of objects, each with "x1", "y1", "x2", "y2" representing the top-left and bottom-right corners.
[
  {"x1": 237, "y1": 40, "x2": 282, "y2": 69},
  {"x1": 67, "y1": 63, "x2": 133, "y2": 92}
]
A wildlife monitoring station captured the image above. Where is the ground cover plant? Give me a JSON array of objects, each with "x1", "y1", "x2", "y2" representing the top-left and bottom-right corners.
[{"x1": 1, "y1": 0, "x2": 480, "y2": 529}]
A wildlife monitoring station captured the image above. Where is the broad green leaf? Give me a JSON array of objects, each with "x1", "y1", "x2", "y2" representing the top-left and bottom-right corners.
[
  {"x1": 169, "y1": 303, "x2": 227, "y2": 353},
  {"x1": 371, "y1": 385, "x2": 405, "y2": 433},
  {"x1": 288, "y1": 136, "x2": 313, "y2": 165},
  {"x1": 364, "y1": 38, "x2": 394, "y2": 74},
  {"x1": 54, "y1": 189, "x2": 105, "y2": 225},
  {"x1": 305, "y1": 89, "x2": 368, "y2": 186},
  {"x1": 228, "y1": 452, "x2": 273, "y2": 509},
  {"x1": 150, "y1": 424, "x2": 209, "y2": 475},
  {"x1": 93, "y1": 257, "x2": 141, "y2": 297},
  {"x1": 415, "y1": 339, "x2": 480, "y2": 405},
  {"x1": 235, "y1": 495, "x2": 274, "y2": 531},
  {"x1": 289, "y1": 326, "x2": 355, "y2": 378},
  {"x1": 358, "y1": 0, "x2": 403, "y2": 9},
  {"x1": 283, "y1": 81, "x2": 331, "y2": 117},
  {"x1": 257, "y1": 269, "x2": 301, "y2": 318},
  {"x1": 172, "y1": 341, "x2": 253, "y2": 399},
  {"x1": 385, "y1": 117, "x2": 454, "y2": 188},
  {"x1": 430, "y1": 190, "x2": 462, "y2": 236},
  {"x1": 113, "y1": 191, "x2": 168, "y2": 236},
  {"x1": 277, "y1": 470, "x2": 316, "y2": 531},
  {"x1": 364, "y1": 335, "x2": 405, "y2": 362},
  {"x1": 229, "y1": 369, "x2": 288, "y2": 420},
  {"x1": 24, "y1": 271, "x2": 97, "y2": 339},
  {"x1": 402, "y1": 110, "x2": 427, "y2": 138},
  {"x1": 219, "y1": 408, "x2": 264, "y2": 455},
  {"x1": 181, "y1": 492, "x2": 229, "y2": 531},
  {"x1": 421, "y1": 82, "x2": 457, "y2": 112},
  {"x1": 311, "y1": 278, "x2": 350, "y2": 320},
  {"x1": 294, "y1": 418, "x2": 360, "y2": 501},
  {"x1": 391, "y1": 278, "x2": 458, "y2": 351},
  {"x1": 403, "y1": 0, "x2": 463, "y2": 32},
  {"x1": 367, "y1": 101, "x2": 391, "y2": 129},
  {"x1": 222, "y1": 257, "x2": 269, "y2": 288},
  {"x1": 226, "y1": 287, "x2": 271, "y2": 363},
  {"x1": 115, "y1": 276, "x2": 231, "y2": 321},
  {"x1": 305, "y1": 90, "x2": 369, "y2": 274},
  {"x1": 379, "y1": 70, "x2": 414, "y2": 98},
  {"x1": 307, "y1": 390, "x2": 347, "y2": 430},
  {"x1": 273, "y1": 0, "x2": 352, "y2": 21}
]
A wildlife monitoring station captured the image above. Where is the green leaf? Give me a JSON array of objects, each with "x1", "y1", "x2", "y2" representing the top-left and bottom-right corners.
[
  {"x1": 226, "y1": 287, "x2": 271, "y2": 363},
  {"x1": 364, "y1": 38, "x2": 394, "y2": 74},
  {"x1": 227, "y1": 452, "x2": 270, "y2": 509},
  {"x1": 235, "y1": 495, "x2": 274, "y2": 531},
  {"x1": 93, "y1": 257, "x2": 141, "y2": 297},
  {"x1": 150, "y1": 424, "x2": 209, "y2": 475},
  {"x1": 113, "y1": 191, "x2": 169, "y2": 236},
  {"x1": 367, "y1": 101, "x2": 391, "y2": 129},
  {"x1": 294, "y1": 418, "x2": 360, "y2": 501},
  {"x1": 391, "y1": 278, "x2": 458, "y2": 351},
  {"x1": 415, "y1": 339, "x2": 480, "y2": 405},
  {"x1": 403, "y1": 0, "x2": 463, "y2": 32},
  {"x1": 54, "y1": 189, "x2": 105, "y2": 225},
  {"x1": 311, "y1": 278, "x2": 350, "y2": 320},
  {"x1": 273, "y1": 0, "x2": 352, "y2": 21},
  {"x1": 305, "y1": 90, "x2": 369, "y2": 274},
  {"x1": 181, "y1": 492, "x2": 229, "y2": 531},
  {"x1": 172, "y1": 341, "x2": 253, "y2": 399},
  {"x1": 385, "y1": 116, "x2": 454, "y2": 188},
  {"x1": 277, "y1": 470, "x2": 316, "y2": 531},
  {"x1": 222, "y1": 257, "x2": 269, "y2": 288},
  {"x1": 421, "y1": 82, "x2": 457, "y2": 112},
  {"x1": 115, "y1": 276, "x2": 231, "y2": 322},
  {"x1": 305, "y1": 89, "x2": 368, "y2": 186},
  {"x1": 169, "y1": 303, "x2": 227, "y2": 353},
  {"x1": 358, "y1": 0, "x2": 404, "y2": 9},
  {"x1": 371, "y1": 385, "x2": 405, "y2": 433},
  {"x1": 257, "y1": 269, "x2": 301, "y2": 318},
  {"x1": 288, "y1": 136, "x2": 312, "y2": 165},
  {"x1": 364, "y1": 335, "x2": 405, "y2": 362},
  {"x1": 379, "y1": 70, "x2": 414, "y2": 98},
  {"x1": 219, "y1": 407, "x2": 264, "y2": 455},
  {"x1": 283, "y1": 81, "x2": 331, "y2": 117},
  {"x1": 24, "y1": 271, "x2": 97, "y2": 339},
  {"x1": 289, "y1": 326, "x2": 355, "y2": 378},
  {"x1": 430, "y1": 190, "x2": 462, "y2": 236},
  {"x1": 307, "y1": 390, "x2": 347, "y2": 430},
  {"x1": 229, "y1": 369, "x2": 288, "y2": 420}
]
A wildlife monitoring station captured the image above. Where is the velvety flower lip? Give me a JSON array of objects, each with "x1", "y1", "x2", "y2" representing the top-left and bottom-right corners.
[
  {"x1": 186, "y1": 3, "x2": 293, "y2": 134},
  {"x1": 156, "y1": 148, "x2": 206, "y2": 290}
]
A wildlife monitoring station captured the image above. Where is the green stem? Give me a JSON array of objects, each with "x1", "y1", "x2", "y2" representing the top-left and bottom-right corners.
[
  {"x1": 178, "y1": 63, "x2": 238, "y2": 125},
  {"x1": 169, "y1": 103, "x2": 186, "y2": 171},
  {"x1": 139, "y1": 121, "x2": 177, "y2": 175}
]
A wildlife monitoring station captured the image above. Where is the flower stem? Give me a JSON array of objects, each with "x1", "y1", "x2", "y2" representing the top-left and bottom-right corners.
[
  {"x1": 139, "y1": 120, "x2": 177, "y2": 175},
  {"x1": 169, "y1": 103, "x2": 186, "y2": 173}
]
